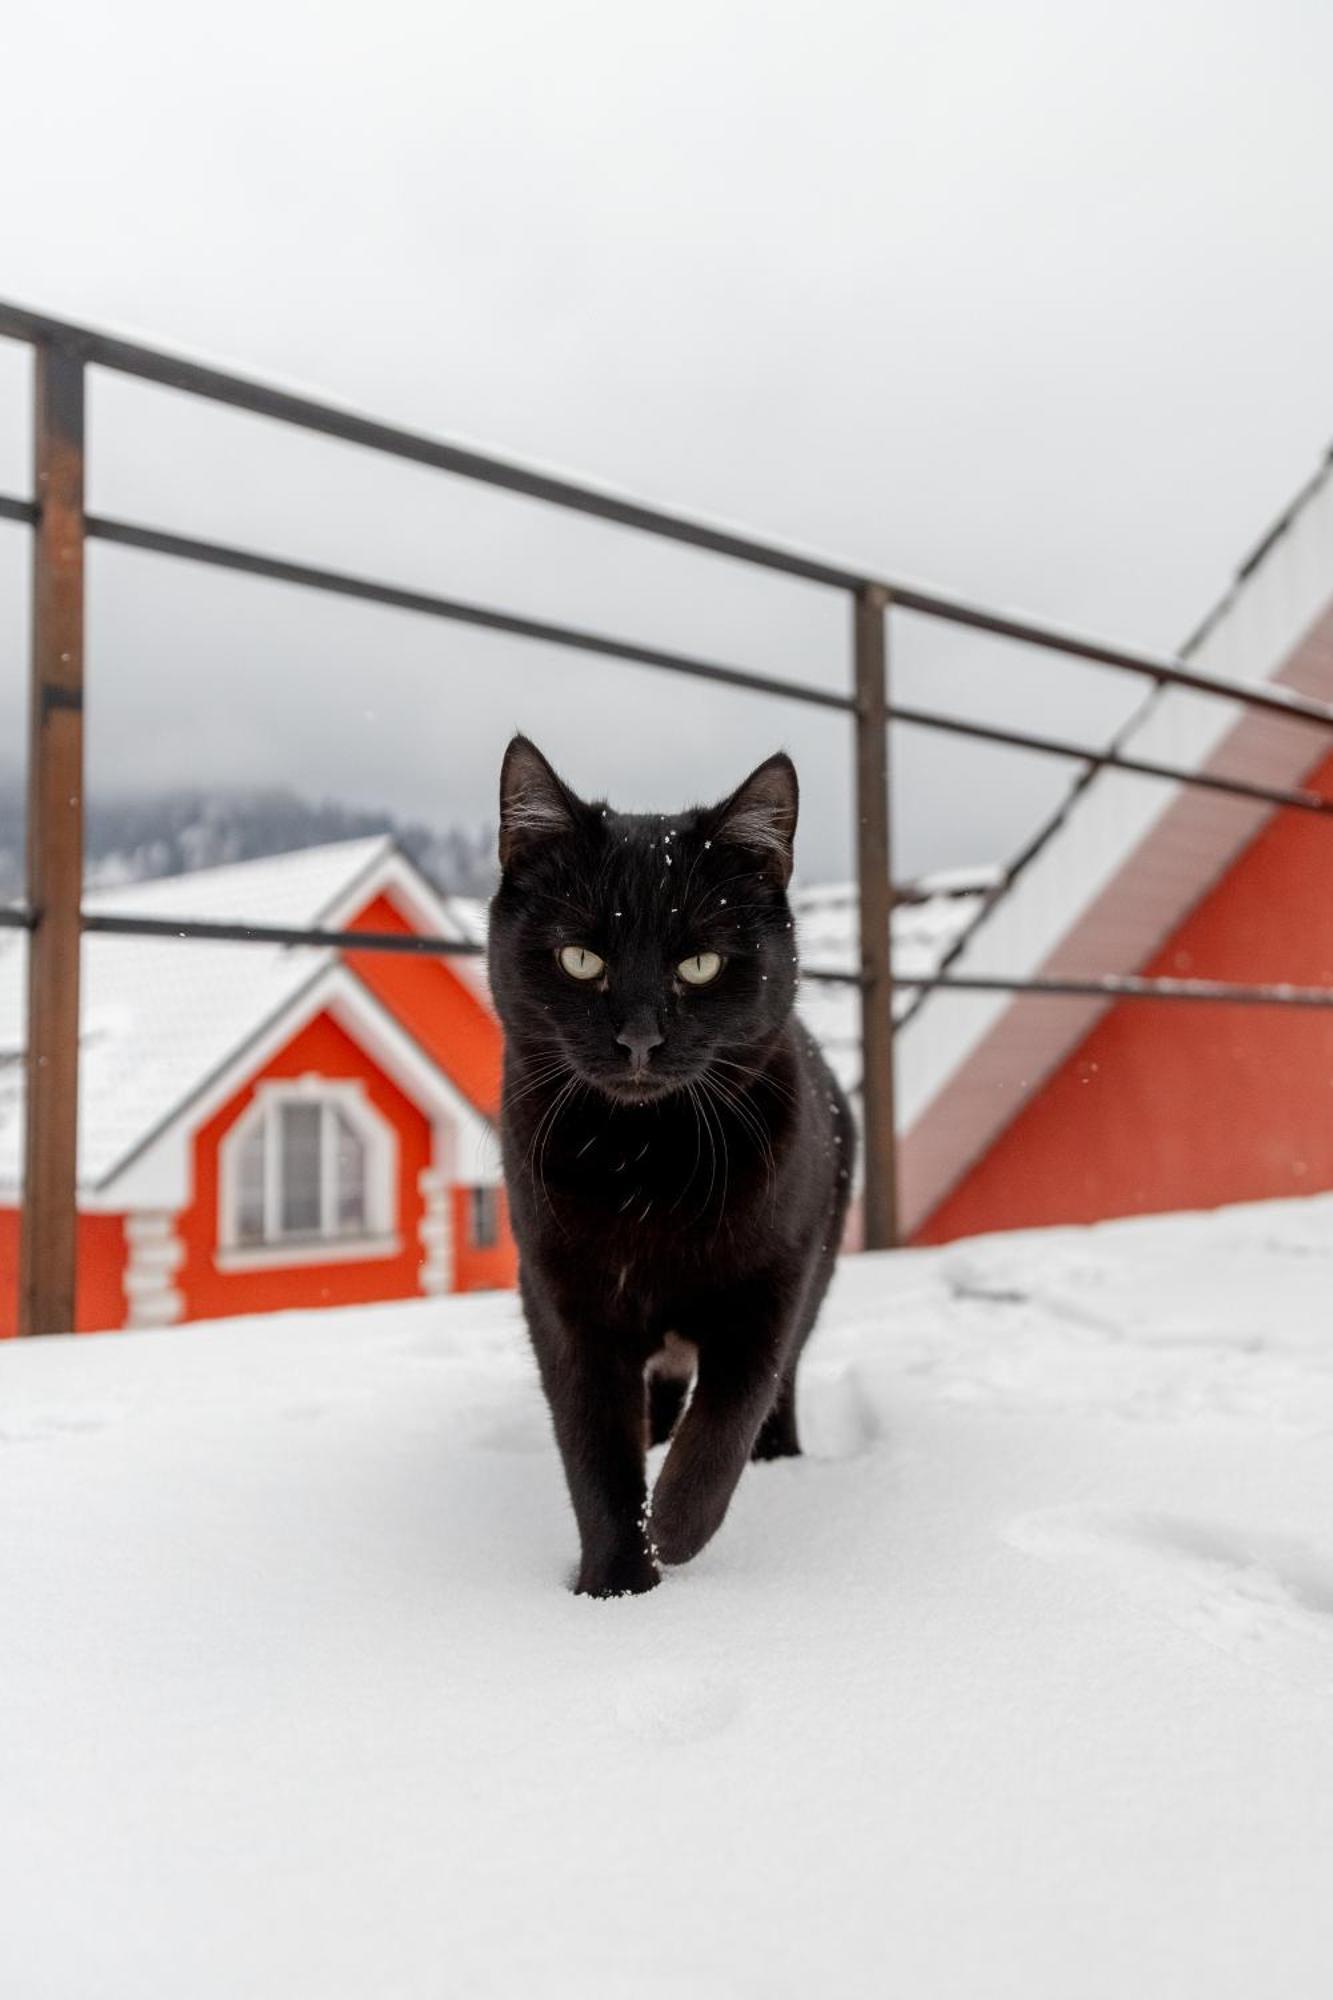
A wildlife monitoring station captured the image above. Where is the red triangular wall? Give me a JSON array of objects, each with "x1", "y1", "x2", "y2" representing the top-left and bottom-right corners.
[{"x1": 915, "y1": 749, "x2": 1333, "y2": 1242}]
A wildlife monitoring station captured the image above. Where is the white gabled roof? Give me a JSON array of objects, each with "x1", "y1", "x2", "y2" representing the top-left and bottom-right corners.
[
  {"x1": 896, "y1": 450, "x2": 1333, "y2": 1235},
  {"x1": 85, "y1": 835, "x2": 394, "y2": 928},
  {"x1": 0, "y1": 837, "x2": 488, "y2": 1198}
]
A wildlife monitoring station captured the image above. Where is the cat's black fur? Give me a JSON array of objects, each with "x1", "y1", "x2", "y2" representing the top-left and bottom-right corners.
[{"x1": 488, "y1": 737, "x2": 855, "y2": 1596}]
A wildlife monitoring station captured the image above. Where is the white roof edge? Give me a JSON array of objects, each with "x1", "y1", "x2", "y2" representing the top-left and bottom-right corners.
[
  {"x1": 897, "y1": 450, "x2": 1333, "y2": 1234},
  {"x1": 81, "y1": 833, "x2": 395, "y2": 915}
]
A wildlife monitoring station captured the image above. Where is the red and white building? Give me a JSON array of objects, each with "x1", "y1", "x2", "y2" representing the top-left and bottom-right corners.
[
  {"x1": 894, "y1": 448, "x2": 1333, "y2": 1241},
  {"x1": 0, "y1": 837, "x2": 515, "y2": 1337}
]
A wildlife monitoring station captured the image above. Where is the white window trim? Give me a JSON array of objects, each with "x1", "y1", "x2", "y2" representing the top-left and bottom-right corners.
[{"x1": 217, "y1": 1075, "x2": 399, "y2": 1271}]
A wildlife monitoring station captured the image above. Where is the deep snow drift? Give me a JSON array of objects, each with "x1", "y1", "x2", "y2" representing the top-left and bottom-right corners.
[{"x1": 4, "y1": 1195, "x2": 1333, "y2": 1998}]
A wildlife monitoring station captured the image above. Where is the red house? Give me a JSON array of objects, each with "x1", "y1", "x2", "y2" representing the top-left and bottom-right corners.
[
  {"x1": 0, "y1": 838, "x2": 516, "y2": 1336},
  {"x1": 895, "y1": 447, "x2": 1333, "y2": 1241}
]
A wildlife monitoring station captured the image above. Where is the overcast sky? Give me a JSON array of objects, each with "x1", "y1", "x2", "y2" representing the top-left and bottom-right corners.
[{"x1": 3, "y1": 0, "x2": 1333, "y2": 883}]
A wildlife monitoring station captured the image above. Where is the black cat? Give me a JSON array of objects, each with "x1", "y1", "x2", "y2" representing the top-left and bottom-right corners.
[{"x1": 488, "y1": 736, "x2": 855, "y2": 1596}]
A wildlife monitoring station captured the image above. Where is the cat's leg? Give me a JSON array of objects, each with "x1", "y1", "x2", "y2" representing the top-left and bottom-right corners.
[
  {"x1": 747, "y1": 1241, "x2": 833, "y2": 1460},
  {"x1": 528, "y1": 1299, "x2": 658, "y2": 1597},
  {"x1": 751, "y1": 1165, "x2": 851, "y2": 1463},
  {"x1": 649, "y1": 1275, "x2": 792, "y2": 1566},
  {"x1": 750, "y1": 1377, "x2": 799, "y2": 1459}
]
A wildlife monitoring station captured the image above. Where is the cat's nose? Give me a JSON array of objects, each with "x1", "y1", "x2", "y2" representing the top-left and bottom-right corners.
[{"x1": 616, "y1": 1017, "x2": 664, "y2": 1072}]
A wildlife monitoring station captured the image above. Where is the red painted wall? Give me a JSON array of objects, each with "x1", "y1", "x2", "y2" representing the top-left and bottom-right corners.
[
  {"x1": 917, "y1": 748, "x2": 1333, "y2": 1243},
  {"x1": 0, "y1": 1208, "x2": 128, "y2": 1338},
  {"x1": 178, "y1": 1008, "x2": 434, "y2": 1322},
  {"x1": 343, "y1": 893, "x2": 501, "y2": 1117}
]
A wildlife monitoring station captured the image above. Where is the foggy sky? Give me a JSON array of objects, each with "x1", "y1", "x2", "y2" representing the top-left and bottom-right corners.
[{"x1": 2, "y1": 0, "x2": 1332, "y2": 883}]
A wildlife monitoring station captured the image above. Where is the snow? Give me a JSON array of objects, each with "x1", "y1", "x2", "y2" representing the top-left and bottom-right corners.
[{"x1": 4, "y1": 1192, "x2": 1333, "y2": 1997}]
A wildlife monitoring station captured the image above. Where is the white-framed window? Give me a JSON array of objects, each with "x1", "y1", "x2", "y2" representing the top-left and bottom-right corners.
[{"x1": 218, "y1": 1078, "x2": 398, "y2": 1267}]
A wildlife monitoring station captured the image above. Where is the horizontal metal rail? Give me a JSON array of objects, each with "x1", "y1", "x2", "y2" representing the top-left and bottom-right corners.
[
  {"x1": 0, "y1": 300, "x2": 866, "y2": 592},
  {"x1": 886, "y1": 584, "x2": 1333, "y2": 731},
  {"x1": 800, "y1": 963, "x2": 1333, "y2": 1005},
  {"x1": 83, "y1": 515, "x2": 854, "y2": 714},
  {"x1": 83, "y1": 912, "x2": 484, "y2": 955},
  {"x1": 4, "y1": 497, "x2": 1330, "y2": 824},
  {"x1": 898, "y1": 969, "x2": 1333, "y2": 1009},
  {"x1": 56, "y1": 910, "x2": 1333, "y2": 1010},
  {"x1": 3, "y1": 299, "x2": 1333, "y2": 734},
  {"x1": 0, "y1": 905, "x2": 35, "y2": 929},
  {"x1": 887, "y1": 701, "x2": 1333, "y2": 820},
  {"x1": 0, "y1": 492, "x2": 35, "y2": 525}
]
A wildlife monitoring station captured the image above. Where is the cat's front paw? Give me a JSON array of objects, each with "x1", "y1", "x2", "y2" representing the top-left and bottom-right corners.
[
  {"x1": 648, "y1": 1478, "x2": 729, "y2": 1568},
  {"x1": 574, "y1": 1549, "x2": 660, "y2": 1598}
]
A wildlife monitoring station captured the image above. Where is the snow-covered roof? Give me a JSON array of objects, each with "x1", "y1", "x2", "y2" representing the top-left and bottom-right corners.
[
  {"x1": 793, "y1": 871, "x2": 997, "y2": 1101},
  {"x1": 896, "y1": 450, "x2": 1333, "y2": 1235},
  {"x1": 0, "y1": 837, "x2": 485, "y2": 1196}
]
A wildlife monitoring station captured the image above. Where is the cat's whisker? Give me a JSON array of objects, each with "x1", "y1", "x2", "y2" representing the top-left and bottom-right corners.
[
  {"x1": 692, "y1": 1075, "x2": 731, "y2": 1242},
  {"x1": 668, "y1": 1081, "x2": 707, "y2": 1214},
  {"x1": 505, "y1": 1056, "x2": 577, "y2": 1106},
  {"x1": 701, "y1": 1067, "x2": 778, "y2": 1216},
  {"x1": 707, "y1": 1070, "x2": 768, "y2": 1162},
  {"x1": 709, "y1": 1054, "x2": 799, "y2": 1109},
  {"x1": 522, "y1": 1070, "x2": 574, "y2": 1181},
  {"x1": 528, "y1": 1072, "x2": 586, "y2": 1224},
  {"x1": 686, "y1": 1077, "x2": 721, "y2": 1226}
]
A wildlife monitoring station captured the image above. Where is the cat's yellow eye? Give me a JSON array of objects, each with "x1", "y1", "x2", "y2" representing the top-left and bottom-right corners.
[
  {"x1": 558, "y1": 944, "x2": 605, "y2": 981},
  {"x1": 678, "y1": 951, "x2": 723, "y2": 987}
]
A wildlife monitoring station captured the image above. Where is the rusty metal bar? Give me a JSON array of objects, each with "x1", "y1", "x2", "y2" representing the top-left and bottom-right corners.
[
  {"x1": 0, "y1": 300, "x2": 863, "y2": 590},
  {"x1": 83, "y1": 923, "x2": 1333, "y2": 1008},
  {"x1": 883, "y1": 591, "x2": 1333, "y2": 734},
  {"x1": 20, "y1": 343, "x2": 85, "y2": 1337},
  {"x1": 83, "y1": 913, "x2": 484, "y2": 954},
  {"x1": 83, "y1": 516, "x2": 853, "y2": 714},
  {"x1": 896, "y1": 970, "x2": 1333, "y2": 1008},
  {"x1": 886, "y1": 700, "x2": 1333, "y2": 821},
  {"x1": 853, "y1": 585, "x2": 898, "y2": 1250}
]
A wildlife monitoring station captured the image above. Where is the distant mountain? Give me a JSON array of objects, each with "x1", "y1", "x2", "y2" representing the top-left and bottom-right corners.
[{"x1": 0, "y1": 776, "x2": 499, "y2": 903}]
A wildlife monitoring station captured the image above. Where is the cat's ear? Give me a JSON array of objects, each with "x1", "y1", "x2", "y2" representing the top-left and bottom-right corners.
[
  {"x1": 712, "y1": 752, "x2": 798, "y2": 886},
  {"x1": 498, "y1": 736, "x2": 584, "y2": 871}
]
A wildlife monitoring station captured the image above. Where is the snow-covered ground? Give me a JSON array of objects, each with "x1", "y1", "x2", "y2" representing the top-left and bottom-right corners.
[{"x1": 5, "y1": 1193, "x2": 1333, "y2": 1998}]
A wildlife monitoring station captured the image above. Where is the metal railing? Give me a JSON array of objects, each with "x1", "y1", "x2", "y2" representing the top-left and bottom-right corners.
[{"x1": 4, "y1": 298, "x2": 1333, "y2": 1333}]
